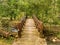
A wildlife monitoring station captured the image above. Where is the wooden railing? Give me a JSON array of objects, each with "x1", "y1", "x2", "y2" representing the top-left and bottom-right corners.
[
  {"x1": 16, "y1": 16, "x2": 27, "y2": 37},
  {"x1": 32, "y1": 15, "x2": 44, "y2": 37}
]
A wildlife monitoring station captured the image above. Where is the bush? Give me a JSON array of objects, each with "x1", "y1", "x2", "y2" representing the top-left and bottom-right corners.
[{"x1": 1, "y1": 18, "x2": 10, "y2": 29}]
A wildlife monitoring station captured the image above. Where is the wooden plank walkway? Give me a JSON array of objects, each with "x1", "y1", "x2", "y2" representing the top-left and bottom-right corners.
[{"x1": 12, "y1": 18, "x2": 47, "y2": 45}]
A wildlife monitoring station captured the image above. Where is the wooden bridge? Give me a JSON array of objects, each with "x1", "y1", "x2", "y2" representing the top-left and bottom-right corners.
[{"x1": 12, "y1": 15, "x2": 47, "y2": 45}]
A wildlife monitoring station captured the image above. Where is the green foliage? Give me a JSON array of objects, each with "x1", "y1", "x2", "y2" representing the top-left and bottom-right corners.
[
  {"x1": 0, "y1": 0, "x2": 60, "y2": 24},
  {"x1": 1, "y1": 18, "x2": 9, "y2": 29},
  {"x1": 0, "y1": 36, "x2": 14, "y2": 45}
]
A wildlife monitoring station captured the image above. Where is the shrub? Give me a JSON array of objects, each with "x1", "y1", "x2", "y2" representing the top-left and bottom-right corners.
[{"x1": 1, "y1": 18, "x2": 10, "y2": 29}]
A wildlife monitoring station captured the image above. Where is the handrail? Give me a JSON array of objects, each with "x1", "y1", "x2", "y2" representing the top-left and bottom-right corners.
[
  {"x1": 32, "y1": 15, "x2": 43, "y2": 31},
  {"x1": 16, "y1": 15, "x2": 27, "y2": 37}
]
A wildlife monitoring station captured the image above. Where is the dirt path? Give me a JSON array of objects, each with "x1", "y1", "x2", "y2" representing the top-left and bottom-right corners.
[{"x1": 12, "y1": 18, "x2": 47, "y2": 45}]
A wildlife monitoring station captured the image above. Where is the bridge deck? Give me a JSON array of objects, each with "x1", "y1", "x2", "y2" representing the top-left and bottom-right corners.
[{"x1": 12, "y1": 18, "x2": 47, "y2": 45}]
